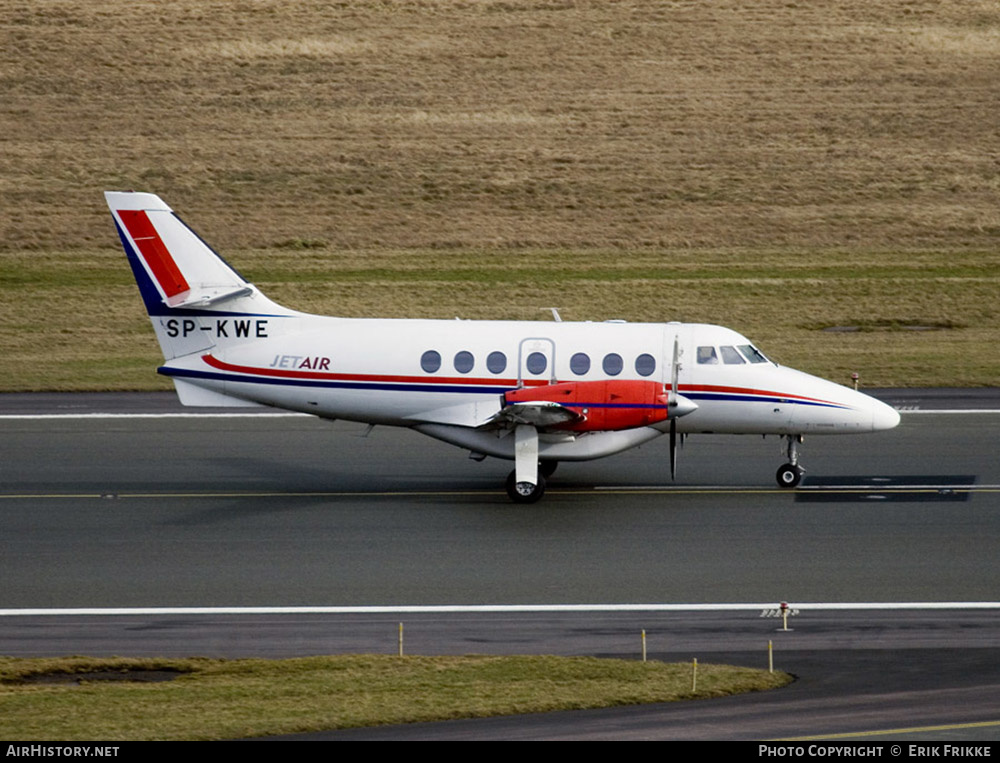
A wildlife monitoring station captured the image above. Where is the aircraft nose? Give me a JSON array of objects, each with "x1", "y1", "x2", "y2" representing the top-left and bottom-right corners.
[{"x1": 871, "y1": 398, "x2": 901, "y2": 431}]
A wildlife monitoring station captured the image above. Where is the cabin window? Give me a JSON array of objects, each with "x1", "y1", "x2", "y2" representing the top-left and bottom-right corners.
[
  {"x1": 570, "y1": 352, "x2": 591, "y2": 375},
  {"x1": 720, "y1": 345, "x2": 746, "y2": 365},
  {"x1": 454, "y1": 351, "x2": 474, "y2": 374},
  {"x1": 526, "y1": 352, "x2": 547, "y2": 375},
  {"x1": 635, "y1": 353, "x2": 656, "y2": 376},
  {"x1": 420, "y1": 350, "x2": 442, "y2": 373},
  {"x1": 486, "y1": 351, "x2": 507, "y2": 374},
  {"x1": 697, "y1": 346, "x2": 719, "y2": 364},
  {"x1": 739, "y1": 344, "x2": 769, "y2": 363},
  {"x1": 602, "y1": 353, "x2": 623, "y2": 376}
]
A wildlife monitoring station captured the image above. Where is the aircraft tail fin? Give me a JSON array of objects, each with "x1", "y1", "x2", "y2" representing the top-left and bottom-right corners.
[
  {"x1": 106, "y1": 191, "x2": 296, "y2": 362},
  {"x1": 108, "y1": 191, "x2": 262, "y2": 312}
]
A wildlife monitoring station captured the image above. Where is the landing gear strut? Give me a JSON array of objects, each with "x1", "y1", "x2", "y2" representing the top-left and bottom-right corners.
[
  {"x1": 506, "y1": 424, "x2": 545, "y2": 503},
  {"x1": 776, "y1": 434, "x2": 804, "y2": 488}
]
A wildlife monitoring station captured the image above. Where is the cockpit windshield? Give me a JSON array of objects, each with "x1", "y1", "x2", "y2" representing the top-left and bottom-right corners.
[
  {"x1": 738, "y1": 344, "x2": 769, "y2": 363},
  {"x1": 697, "y1": 343, "x2": 770, "y2": 365},
  {"x1": 719, "y1": 346, "x2": 745, "y2": 364}
]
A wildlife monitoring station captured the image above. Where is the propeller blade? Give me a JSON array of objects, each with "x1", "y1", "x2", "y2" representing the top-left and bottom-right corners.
[
  {"x1": 669, "y1": 335, "x2": 680, "y2": 407},
  {"x1": 669, "y1": 335, "x2": 681, "y2": 481},
  {"x1": 670, "y1": 418, "x2": 677, "y2": 481}
]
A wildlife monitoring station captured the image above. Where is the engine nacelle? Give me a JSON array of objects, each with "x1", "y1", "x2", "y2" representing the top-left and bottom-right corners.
[{"x1": 504, "y1": 380, "x2": 670, "y2": 432}]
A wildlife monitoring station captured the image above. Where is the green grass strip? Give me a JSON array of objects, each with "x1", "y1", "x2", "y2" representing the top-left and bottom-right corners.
[
  {"x1": 2, "y1": 247, "x2": 997, "y2": 390},
  {"x1": 0, "y1": 654, "x2": 791, "y2": 740}
]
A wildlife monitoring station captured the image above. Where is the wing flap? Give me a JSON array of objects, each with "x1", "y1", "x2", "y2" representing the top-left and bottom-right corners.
[{"x1": 487, "y1": 400, "x2": 585, "y2": 429}]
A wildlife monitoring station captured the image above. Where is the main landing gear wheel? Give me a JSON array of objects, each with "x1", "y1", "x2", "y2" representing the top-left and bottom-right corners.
[
  {"x1": 506, "y1": 470, "x2": 546, "y2": 504},
  {"x1": 776, "y1": 463, "x2": 804, "y2": 488}
]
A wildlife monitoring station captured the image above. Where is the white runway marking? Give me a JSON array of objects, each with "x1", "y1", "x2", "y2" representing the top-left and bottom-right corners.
[
  {"x1": 0, "y1": 412, "x2": 308, "y2": 420},
  {"x1": 2, "y1": 602, "x2": 999, "y2": 616}
]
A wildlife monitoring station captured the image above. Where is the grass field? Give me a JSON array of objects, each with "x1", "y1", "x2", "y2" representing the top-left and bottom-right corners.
[
  {"x1": 1, "y1": 0, "x2": 998, "y2": 389},
  {"x1": 0, "y1": 655, "x2": 792, "y2": 740},
  {"x1": 1, "y1": 246, "x2": 998, "y2": 390}
]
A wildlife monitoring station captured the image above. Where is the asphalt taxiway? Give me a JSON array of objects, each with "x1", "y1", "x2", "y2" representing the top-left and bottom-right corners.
[{"x1": 1, "y1": 390, "x2": 998, "y2": 739}]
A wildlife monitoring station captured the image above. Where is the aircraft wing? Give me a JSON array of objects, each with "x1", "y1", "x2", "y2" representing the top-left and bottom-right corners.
[
  {"x1": 403, "y1": 400, "x2": 502, "y2": 427},
  {"x1": 403, "y1": 399, "x2": 583, "y2": 430},
  {"x1": 485, "y1": 400, "x2": 586, "y2": 430}
]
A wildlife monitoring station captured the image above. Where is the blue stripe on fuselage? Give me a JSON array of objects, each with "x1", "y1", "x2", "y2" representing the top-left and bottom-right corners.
[
  {"x1": 160, "y1": 366, "x2": 515, "y2": 395},
  {"x1": 685, "y1": 391, "x2": 849, "y2": 410},
  {"x1": 161, "y1": 366, "x2": 849, "y2": 411}
]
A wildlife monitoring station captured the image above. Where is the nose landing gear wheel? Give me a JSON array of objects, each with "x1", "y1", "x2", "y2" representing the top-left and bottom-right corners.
[
  {"x1": 776, "y1": 463, "x2": 804, "y2": 488},
  {"x1": 506, "y1": 470, "x2": 546, "y2": 504}
]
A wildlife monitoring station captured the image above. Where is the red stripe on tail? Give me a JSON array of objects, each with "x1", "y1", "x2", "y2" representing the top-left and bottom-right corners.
[{"x1": 118, "y1": 209, "x2": 190, "y2": 299}]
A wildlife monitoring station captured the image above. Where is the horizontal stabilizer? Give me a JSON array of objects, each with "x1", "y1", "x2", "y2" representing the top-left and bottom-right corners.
[{"x1": 167, "y1": 285, "x2": 254, "y2": 309}]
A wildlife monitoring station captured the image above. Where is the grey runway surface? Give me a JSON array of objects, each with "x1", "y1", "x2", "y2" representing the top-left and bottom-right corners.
[{"x1": 1, "y1": 391, "x2": 999, "y2": 740}]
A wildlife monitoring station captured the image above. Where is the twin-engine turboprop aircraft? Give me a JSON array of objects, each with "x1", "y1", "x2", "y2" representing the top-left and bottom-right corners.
[{"x1": 106, "y1": 191, "x2": 900, "y2": 503}]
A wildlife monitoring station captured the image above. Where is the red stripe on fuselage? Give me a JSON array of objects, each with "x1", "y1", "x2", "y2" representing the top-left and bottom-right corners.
[
  {"x1": 118, "y1": 209, "x2": 190, "y2": 298},
  {"x1": 198, "y1": 357, "x2": 842, "y2": 406},
  {"x1": 201, "y1": 353, "x2": 546, "y2": 388},
  {"x1": 682, "y1": 383, "x2": 842, "y2": 407}
]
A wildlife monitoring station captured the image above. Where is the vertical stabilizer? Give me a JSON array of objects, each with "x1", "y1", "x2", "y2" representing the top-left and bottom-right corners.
[{"x1": 106, "y1": 191, "x2": 297, "y2": 362}]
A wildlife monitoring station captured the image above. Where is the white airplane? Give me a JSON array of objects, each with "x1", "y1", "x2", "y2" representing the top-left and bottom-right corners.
[{"x1": 106, "y1": 191, "x2": 900, "y2": 503}]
